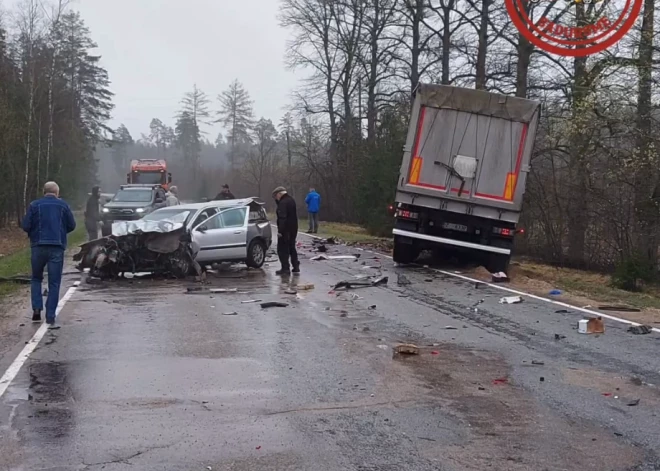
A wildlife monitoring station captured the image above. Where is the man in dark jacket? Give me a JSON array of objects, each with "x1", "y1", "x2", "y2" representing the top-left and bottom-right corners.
[
  {"x1": 85, "y1": 186, "x2": 101, "y2": 241},
  {"x1": 273, "y1": 186, "x2": 299, "y2": 275},
  {"x1": 22, "y1": 181, "x2": 76, "y2": 326},
  {"x1": 214, "y1": 184, "x2": 235, "y2": 200}
]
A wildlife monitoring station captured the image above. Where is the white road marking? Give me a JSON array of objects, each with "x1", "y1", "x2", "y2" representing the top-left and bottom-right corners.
[
  {"x1": 0, "y1": 284, "x2": 78, "y2": 398},
  {"x1": 297, "y1": 231, "x2": 659, "y2": 334}
]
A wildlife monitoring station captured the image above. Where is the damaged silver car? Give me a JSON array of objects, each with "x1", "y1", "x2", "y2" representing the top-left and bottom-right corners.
[{"x1": 74, "y1": 198, "x2": 272, "y2": 279}]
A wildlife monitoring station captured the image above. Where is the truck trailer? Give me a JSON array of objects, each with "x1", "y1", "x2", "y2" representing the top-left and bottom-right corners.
[
  {"x1": 127, "y1": 159, "x2": 172, "y2": 190},
  {"x1": 392, "y1": 84, "x2": 540, "y2": 273}
]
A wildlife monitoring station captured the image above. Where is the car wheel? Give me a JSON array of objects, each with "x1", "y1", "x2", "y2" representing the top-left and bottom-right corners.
[{"x1": 246, "y1": 239, "x2": 266, "y2": 268}]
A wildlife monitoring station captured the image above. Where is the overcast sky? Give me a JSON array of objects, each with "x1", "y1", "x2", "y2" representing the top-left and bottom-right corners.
[{"x1": 71, "y1": 0, "x2": 300, "y2": 140}]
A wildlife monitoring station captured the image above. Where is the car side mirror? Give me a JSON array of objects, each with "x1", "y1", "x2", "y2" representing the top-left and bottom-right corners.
[{"x1": 197, "y1": 225, "x2": 207, "y2": 233}]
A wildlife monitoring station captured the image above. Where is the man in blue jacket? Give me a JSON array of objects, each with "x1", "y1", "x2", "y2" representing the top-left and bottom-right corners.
[
  {"x1": 304, "y1": 187, "x2": 321, "y2": 234},
  {"x1": 22, "y1": 181, "x2": 76, "y2": 326}
]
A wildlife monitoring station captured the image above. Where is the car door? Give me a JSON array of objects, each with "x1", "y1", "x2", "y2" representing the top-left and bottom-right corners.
[{"x1": 192, "y1": 207, "x2": 248, "y2": 262}]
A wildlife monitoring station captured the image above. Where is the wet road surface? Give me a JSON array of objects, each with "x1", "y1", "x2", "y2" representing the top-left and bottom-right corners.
[{"x1": 1, "y1": 235, "x2": 660, "y2": 470}]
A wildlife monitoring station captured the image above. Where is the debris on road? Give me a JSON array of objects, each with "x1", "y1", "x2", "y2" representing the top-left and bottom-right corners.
[
  {"x1": 554, "y1": 334, "x2": 566, "y2": 340},
  {"x1": 316, "y1": 244, "x2": 328, "y2": 253},
  {"x1": 491, "y1": 272, "x2": 509, "y2": 283},
  {"x1": 369, "y1": 305, "x2": 377, "y2": 310},
  {"x1": 330, "y1": 255, "x2": 359, "y2": 260},
  {"x1": 599, "y1": 305, "x2": 641, "y2": 312},
  {"x1": 210, "y1": 288, "x2": 238, "y2": 293},
  {"x1": 578, "y1": 317, "x2": 605, "y2": 334},
  {"x1": 311, "y1": 255, "x2": 328, "y2": 261},
  {"x1": 241, "y1": 299, "x2": 263, "y2": 304},
  {"x1": 222, "y1": 312, "x2": 238, "y2": 316},
  {"x1": 74, "y1": 218, "x2": 201, "y2": 279},
  {"x1": 394, "y1": 344, "x2": 420, "y2": 355},
  {"x1": 627, "y1": 399, "x2": 640, "y2": 406},
  {"x1": 333, "y1": 276, "x2": 388, "y2": 290},
  {"x1": 377, "y1": 344, "x2": 389, "y2": 350},
  {"x1": 549, "y1": 289, "x2": 562, "y2": 296},
  {"x1": 492, "y1": 378, "x2": 508, "y2": 385},
  {"x1": 284, "y1": 289, "x2": 297, "y2": 295},
  {"x1": 397, "y1": 274, "x2": 411, "y2": 286},
  {"x1": 531, "y1": 360, "x2": 545, "y2": 365},
  {"x1": 431, "y1": 351, "x2": 439, "y2": 355},
  {"x1": 555, "y1": 309, "x2": 571, "y2": 314},
  {"x1": 297, "y1": 283, "x2": 315, "y2": 290},
  {"x1": 628, "y1": 325, "x2": 653, "y2": 335},
  {"x1": 445, "y1": 326, "x2": 458, "y2": 330},
  {"x1": 499, "y1": 296, "x2": 523, "y2": 304},
  {"x1": 261, "y1": 302, "x2": 289, "y2": 309}
]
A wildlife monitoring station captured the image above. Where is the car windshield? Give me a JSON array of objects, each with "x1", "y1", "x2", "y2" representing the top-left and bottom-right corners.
[
  {"x1": 112, "y1": 189, "x2": 153, "y2": 203},
  {"x1": 143, "y1": 209, "x2": 191, "y2": 223}
]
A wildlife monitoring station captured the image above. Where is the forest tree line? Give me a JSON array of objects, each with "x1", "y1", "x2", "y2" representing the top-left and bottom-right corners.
[{"x1": 0, "y1": 0, "x2": 112, "y2": 222}]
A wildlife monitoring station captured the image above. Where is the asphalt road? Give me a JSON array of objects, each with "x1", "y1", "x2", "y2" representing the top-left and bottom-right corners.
[{"x1": 1, "y1": 234, "x2": 659, "y2": 470}]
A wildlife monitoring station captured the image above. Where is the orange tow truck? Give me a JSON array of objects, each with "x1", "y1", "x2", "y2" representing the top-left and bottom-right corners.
[{"x1": 127, "y1": 159, "x2": 172, "y2": 190}]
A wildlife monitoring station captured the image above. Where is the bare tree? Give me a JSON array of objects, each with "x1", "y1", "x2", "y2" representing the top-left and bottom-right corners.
[{"x1": 216, "y1": 79, "x2": 254, "y2": 171}]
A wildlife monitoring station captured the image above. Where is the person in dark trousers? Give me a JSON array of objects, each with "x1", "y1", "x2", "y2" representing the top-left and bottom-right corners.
[
  {"x1": 214, "y1": 184, "x2": 235, "y2": 200},
  {"x1": 273, "y1": 186, "x2": 300, "y2": 275},
  {"x1": 22, "y1": 181, "x2": 76, "y2": 327},
  {"x1": 84, "y1": 186, "x2": 101, "y2": 241},
  {"x1": 305, "y1": 186, "x2": 321, "y2": 233}
]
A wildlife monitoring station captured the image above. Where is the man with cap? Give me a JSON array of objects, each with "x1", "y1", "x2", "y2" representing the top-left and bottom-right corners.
[
  {"x1": 214, "y1": 184, "x2": 235, "y2": 201},
  {"x1": 272, "y1": 186, "x2": 300, "y2": 275}
]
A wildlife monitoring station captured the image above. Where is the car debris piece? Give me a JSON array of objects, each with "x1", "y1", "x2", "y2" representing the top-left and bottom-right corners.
[
  {"x1": 311, "y1": 255, "x2": 328, "y2": 261},
  {"x1": 628, "y1": 324, "x2": 653, "y2": 335},
  {"x1": 241, "y1": 299, "x2": 263, "y2": 304},
  {"x1": 492, "y1": 378, "x2": 508, "y2": 385},
  {"x1": 531, "y1": 360, "x2": 545, "y2": 365},
  {"x1": 599, "y1": 305, "x2": 641, "y2": 312},
  {"x1": 328, "y1": 255, "x2": 359, "y2": 260},
  {"x1": 394, "y1": 344, "x2": 420, "y2": 355},
  {"x1": 187, "y1": 286, "x2": 205, "y2": 292},
  {"x1": 499, "y1": 295, "x2": 523, "y2": 304},
  {"x1": 284, "y1": 289, "x2": 297, "y2": 295},
  {"x1": 491, "y1": 272, "x2": 509, "y2": 283},
  {"x1": 578, "y1": 317, "x2": 605, "y2": 334},
  {"x1": 222, "y1": 312, "x2": 238, "y2": 316},
  {"x1": 397, "y1": 274, "x2": 412, "y2": 286},
  {"x1": 554, "y1": 334, "x2": 566, "y2": 340},
  {"x1": 316, "y1": 244, "x2": 328, "y2": 253},
  {"x1": 210, "y1": 288, "x2": 238, "y2": 293},
  {"x1": 627, "y1": 399, "x2": 640, "y2": 406},
  {"x1": 549, "y1": 289, "x2": 562, "y2": 296},
  {"x1": 555, "y1": 309, "x2": 571, "y2": 314},
  {"x1": 333, "y1": 276, "x2": 388, "y2": 290},
  {"x1": 297, "y1": 283, "x2": 315, "y2": 290},
  {"x1": 377, "y1": 344, "x2": 389, "y2": 350},
  {"x1": 261, "y1": 302, "x2": 289, "y2": 309},
  {"x1": 445, "y1": 326, "x2": 458, "y2": 330}
]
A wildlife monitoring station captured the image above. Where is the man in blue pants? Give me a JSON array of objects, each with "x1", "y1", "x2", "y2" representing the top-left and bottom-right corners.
[{"x1": 22, "y1": 181, "x2": 76, "y2": 327}]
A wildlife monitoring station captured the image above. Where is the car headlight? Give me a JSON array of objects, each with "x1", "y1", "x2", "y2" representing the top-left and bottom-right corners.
[
  {"x1": 136, "y1": 208, "x2": 145, "y2": 213},
  {"x1": 102, "y1": 208, "x2": 109, "y2": 213}
]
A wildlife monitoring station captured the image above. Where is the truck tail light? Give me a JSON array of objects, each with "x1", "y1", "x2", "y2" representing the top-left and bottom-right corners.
[
  {"x1": 396, "y1": 209, "x2": 419, "y2": 220},
  {"x1": 493, "y1": 227, "x2": 514, "y2": 237}
]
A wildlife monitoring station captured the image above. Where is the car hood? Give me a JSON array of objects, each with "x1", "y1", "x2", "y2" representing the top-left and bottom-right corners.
[
  {"x1": 112, "y1": 218, "x2": 185, "y2": 237},
  {"x1": 104, "y1": 201, "x2": 151, "y2": 210}
]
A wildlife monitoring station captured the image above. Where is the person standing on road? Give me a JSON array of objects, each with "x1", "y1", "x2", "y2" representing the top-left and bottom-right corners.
[
  {"x1": 305, "y1": 187, "x2": 321, "y2": 234},
  {"x1": 214, "y1": 184, "x2": 235, "y2": 200},
  {"x1": 84, "y1": 186, "x2": 101, "y2": 241},
  {"x1": 273, "y1": 186, "x2": 300, "y2": 275},
  {"x1": 166, "y1": 185, "x2": 180, "y2": 206},
  {"x1": 22, "y1": 181, "x2": 76, "y2": 327}
]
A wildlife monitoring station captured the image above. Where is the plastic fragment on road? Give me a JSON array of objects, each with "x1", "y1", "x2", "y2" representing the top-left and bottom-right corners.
[
  {"x1": 492, "y1": 378, "x2": 508, "y2": 385},
  {"x1": 328, "y1": 255, "x2": 359, "y2": 260},
  {"x1": 628, "y1": 325, "x2": 653, "y2": 335},
  {"x1": 397, "y1": 274, "x2": 412, "y2": 286},
  {"x1": 431, "y1": 351, "x2": 439, "y2": 355},
  {"x1": 531, "y1": 360, "x2": 545, "y2": 365},
  {"x1": 261, "y1": 302, "x2": 289, "y2": 309},
  {"x1": 549, "y1": 289, "x2": 562, "y2": 296},
  {"x1": 445, "y1": 326, "x2": 458, "y2": 330},
  {"x1": 578, "y1": 317, "x2": 605, "y2": 334},
  {"x1": 627, "y1": 399, "x2": 640, "y2": 406},
  {"x1": 491, "y1": 272, "x2": 509, "y2": 283},
  {"x1": 554, "y1": 334, "x2": 566, "y2": 340},
  {"x1": 222, "y1": 312, "x2": 238, "y2": 316},
  {"x1": 210, "y1": 288, "x2": 238, "y2": 293},
  {"x1": 377, "y1": 344, "x2": 389, "y2": 350},
  {"x1": 284, "y1": 289, "x2": 297, "y2": 295},
  {"x1": 241, "y1": 299, "x2": 263, "y2": 304},
  {"x1": 311, "y1": 255, "x2": 328, "y2": 261},
  {"x1": 394, "y1": 344, "x2": 420, "y2": 355},
  {"x1": 297, "y1": 283, "x2": 315, "y2": 290},
  {"x1": 333, "y1": 276, "x2": 388, "y2": 290},
  {"x1": 499, "y1": 296, "x2": 523, "y2": 304}
]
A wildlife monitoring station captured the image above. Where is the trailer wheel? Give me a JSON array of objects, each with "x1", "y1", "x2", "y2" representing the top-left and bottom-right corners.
[
  {"x1": 393, "y1": 237, "x2": 419, "y2": 264},
  {"x1": 487, "y1": 253, "x2": 510, "y2": 274}
]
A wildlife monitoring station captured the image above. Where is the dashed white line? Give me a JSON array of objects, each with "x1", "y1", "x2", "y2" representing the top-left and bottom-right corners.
[
  {"x1": 0, "y1": 282, "x2": 78, "y2": 398},
  {"x1": 297, "y1": 231, "x2": 658, "y2": 333}
]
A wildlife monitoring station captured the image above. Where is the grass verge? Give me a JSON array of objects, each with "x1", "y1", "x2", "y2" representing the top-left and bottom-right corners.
[{"x1": 0, "y1": 219, "x2": 85, "y2": 297}]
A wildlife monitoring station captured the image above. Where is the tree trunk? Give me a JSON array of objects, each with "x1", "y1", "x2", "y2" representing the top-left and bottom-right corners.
[
  {"x1": 441, "y1": 3, "x2": 452, "y2": 85},
  {"x1": 475, "y1": 0, "x2": 490, "y2": 90},
  {"x1": 633, "y1": 0, "x2": 657, "y2": 264}
]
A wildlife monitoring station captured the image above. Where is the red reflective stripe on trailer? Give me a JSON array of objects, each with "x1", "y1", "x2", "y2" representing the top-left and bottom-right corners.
[{"x1": 409, "y1": 182, "x2": 447, "y2": 190}]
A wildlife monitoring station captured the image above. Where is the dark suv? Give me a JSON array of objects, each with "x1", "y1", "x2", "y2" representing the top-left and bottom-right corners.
[{"x1": 101, "y1": 185, "x2": 167, "y2": 236}]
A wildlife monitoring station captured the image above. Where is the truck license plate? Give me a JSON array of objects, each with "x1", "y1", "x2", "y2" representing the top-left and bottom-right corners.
[{"x1": 442, "y1": 222, "x2": 468, "y2": 232}]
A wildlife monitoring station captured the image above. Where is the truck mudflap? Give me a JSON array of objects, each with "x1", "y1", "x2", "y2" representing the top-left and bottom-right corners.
[{"x1": 392, "y1": 228, "x2": 511, "y2": 255}]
